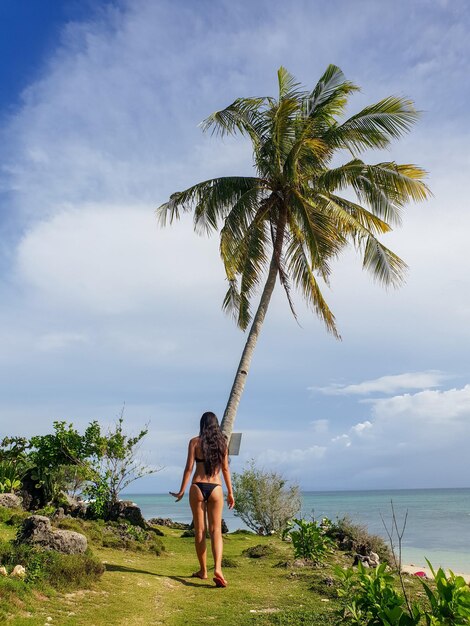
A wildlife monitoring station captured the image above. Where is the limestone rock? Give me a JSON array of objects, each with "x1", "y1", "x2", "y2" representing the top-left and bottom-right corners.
[
  {"x1": 148, "y1": 518, "x2": 189, "y2": 530},
  {"x1": 107, "y1": 501, "x2": 146, "y2": 528},
  {"x1": 0, "y1": 493, "x2": 23, "y2": 509},
  {"x1": 17, "y1": 515, "x2": 87, "y2": 554},
  {"x1": 353, "y1": 552, "x2": 380, "y2": 568},
  {"x1": 0, "y1": 566, "x2": 7, "y2": 576},
  {"x1": 11, "y1": 565, "x2": 26, "y2": 578},
  {"x1": 60, "y1": 493, "x2": 88, "y2": 518}
]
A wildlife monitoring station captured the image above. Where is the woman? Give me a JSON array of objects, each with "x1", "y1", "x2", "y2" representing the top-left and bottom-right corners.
[{"x1": 170, "y1": 411, "x2": 235, "y2": 587}]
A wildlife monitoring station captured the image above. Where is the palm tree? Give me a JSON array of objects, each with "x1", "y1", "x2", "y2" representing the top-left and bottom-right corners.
[{"x1": 157, "y1": 65, "x2": 430, "y2": 439}]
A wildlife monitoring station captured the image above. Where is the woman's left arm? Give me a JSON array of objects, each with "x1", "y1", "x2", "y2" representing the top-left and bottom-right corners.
[{"x1": 170, "y1": 440, "x2": 195, "y2": 502}]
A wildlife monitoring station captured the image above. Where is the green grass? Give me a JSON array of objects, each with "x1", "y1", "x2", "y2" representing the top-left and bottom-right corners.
[{"x1": 0, "y1": 515, "x2": 426, "y2": 626}]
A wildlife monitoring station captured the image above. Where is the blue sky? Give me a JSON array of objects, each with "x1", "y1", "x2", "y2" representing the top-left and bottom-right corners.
[{"x1": 1, "y1": 0, "x2": 469, "y2": 492}]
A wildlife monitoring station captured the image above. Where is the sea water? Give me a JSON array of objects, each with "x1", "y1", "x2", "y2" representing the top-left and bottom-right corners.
[{"x1": 124, "y1": 488, "x2": 470, "y2": 572}]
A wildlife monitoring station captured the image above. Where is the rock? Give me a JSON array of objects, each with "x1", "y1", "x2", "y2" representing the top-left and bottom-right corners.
[
  {"x1": 148, "y1": 518, "x2": 189, "y2": 530},
  {"x1": 353, "y1": 552, "x2": 380, "y2": 567},
  {"x1": 0, "y1": 566, "x2": 7, "y2": 576},
  {"x1": 17, "y1": 515, "x2": 87, "y2": 554},
  {"x1": 60, "y1": 493, "x2": 88, "y2": 518},
  {"x1": 18, "y1": 470, "x2": 48, "y2": 510},
  {"x1": 52, "y1": 507, "x2": 65, "y2": 521},
  {"x1": 10, "y1": 565, "x2": 26, "y2": 578},
  {"x1": 221, "y1": 519, "x2": 229, "y2": 534},
  {"x1": 0, "y1": 493, "x2": 23, "y2": 509},
  {"x1": 107, "y1": 501, "x2": 146, "y2": 528}
]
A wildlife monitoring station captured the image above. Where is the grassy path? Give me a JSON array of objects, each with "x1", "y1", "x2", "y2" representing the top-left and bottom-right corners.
[{"x1": 8, "y1": 530, "x2": 340, "y2": 626}]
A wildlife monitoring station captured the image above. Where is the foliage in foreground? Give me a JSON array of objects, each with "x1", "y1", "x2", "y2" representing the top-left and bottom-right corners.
[
  {"x1": 232, "y1": 461, "x2": 301, "y2": 534},
  {"x1": 284, "y1": 517, "x2": 334, "y2": 564},
  {"x1": 336, "y1": 561, "x2": 470, "y2": 625}
]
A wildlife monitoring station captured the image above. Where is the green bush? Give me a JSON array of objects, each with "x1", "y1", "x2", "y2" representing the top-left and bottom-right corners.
[
  {"x1": 55, "y1": 517, "x2": 165, "y2": 555},
  {"x1": 0, "y1": 507, "x2": 28, "y2": 526},
  {"x1": 336, "y1": 559, "x2": 470, "y2": 625},
  {"x1": 421, "y1": 560, "x2": 470, "y2": 625},
  {"x1": 327, "y1": 515, "x2": 392, "y2": 563},
  {"x1": 336, "y1": 562, "x2": 421, "y2": 625},
  {"x1": 232, "y1": 461, "x2": 301, "y2": 535},
  {"x1": 284, "y1": 518, "x2": 334, "y2": 564},
  {"x1": 0, "y1": 539, "x2": 104, "y2": 591}
]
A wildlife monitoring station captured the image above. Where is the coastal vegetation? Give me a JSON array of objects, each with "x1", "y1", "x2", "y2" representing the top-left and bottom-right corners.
[
  {"x1": 232, "y1": 461, "x2": 301, "y2": 534},
  {"x1": 157, "y1": 65, "x2": 431, "y2": 438},
  {"x1": 0, "y1": 415, "x2": 157, "y2": 519},
  {"x1": 1, "y1": 502, "x2": 469, "y2": 625}
]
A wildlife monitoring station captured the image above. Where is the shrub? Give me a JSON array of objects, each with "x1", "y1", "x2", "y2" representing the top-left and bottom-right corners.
[
  {"x1": 284, "y1": 518, "x2": 334, "y2": 564},
  {"x1": 55, "y1": 517, "x2": 165, "y2": 555},
  {"x1": 0, "y1": 507, "x2": 28, "y2": 526},
  {"x1": 242, "y1": 544, "x2": 278, "y2": 559},
  {"x1": 336, "y1": 559, "x2": 470, "y2": 626},
  {"x1": 232, "y1": 461, "x2": 301, "y2": 534},
  {"x1": 327, "y1": 515, "x2": 392, "y2": 563},
  {"x1": 336, "y1": 561, "x2": 421, "y2": 625},
  {"x1": 421, "y1": 560, "x2": 470, "y2": 625},
  {"x1": 0, "y1": 539, "x2": 104, "y2": 591}
]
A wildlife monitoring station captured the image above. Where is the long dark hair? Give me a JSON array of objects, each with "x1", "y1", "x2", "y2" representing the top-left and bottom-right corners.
[{"x1": 199, "y1": 412, "x2": 227, "y2": 476}]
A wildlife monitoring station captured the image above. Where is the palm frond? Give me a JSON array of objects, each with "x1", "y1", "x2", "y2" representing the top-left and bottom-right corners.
[
  {"x1": 235, "y1": 220, "x2": 270, "y2": 329},
  {"x1": 277, "y1": 66, "x2": 307, "y2": 100},
  {"x1": 323, "y1": 194, "x2": 392, "y2": 237},
  {"x1": 285, "y1": 232, "x2": 340, "y2": 338},
  {"x1": 352, "y1": 162, "x2": 430, "y2": 224},
  {"x1": 157, "y1": 176, "x2": 262, "y2": 231},
  {"x1": 362, "y1": 235, "x2": 408, "y2": 287},
  {"x1": 326, "y1": 96, "x2": 420, "y2": 152},
  {"x1": 306, "y1": 64, "x2": 359, "y2": 120}
]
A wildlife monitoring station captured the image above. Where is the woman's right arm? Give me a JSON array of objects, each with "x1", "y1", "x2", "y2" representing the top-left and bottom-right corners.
[
  {"x1": 169, "y1": 439, "x2": 195, "y2": 502},
  {"x1": 221, "y1": 452, "x2": 234, "y2": 509}
]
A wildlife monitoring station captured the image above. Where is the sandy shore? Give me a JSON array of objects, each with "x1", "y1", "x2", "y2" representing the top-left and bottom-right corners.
[{"x1": 402, "y1": 563, "x2": 470, "y2": 584}]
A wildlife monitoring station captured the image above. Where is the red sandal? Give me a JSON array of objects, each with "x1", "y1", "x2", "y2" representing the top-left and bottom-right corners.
[{"x1": 213, "y1": 574, "x2": 227, "y2": 588}]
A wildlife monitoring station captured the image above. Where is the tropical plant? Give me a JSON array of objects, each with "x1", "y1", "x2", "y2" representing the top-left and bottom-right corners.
[
  {"x1": 232, "y1": 461, "x2": 301, "y2": 534},
  {"x1": 421, "y1": 559, "x2": 470, "y2": 625},
  {"x1": 336, "y1": 562, "x2": 421, "y2": 625},
  {"x1": 0, "y1": 461, "x2": 25, "y2": 493},
  {"x1": 284, "y1": 517, "x2": 334, "y2": 563},
  {"x1": 157, "y1": 65, "x2": 430, "y2": 437},
  {"x1": 0, "y1": 437, "x2": 29, "y2": 494}
]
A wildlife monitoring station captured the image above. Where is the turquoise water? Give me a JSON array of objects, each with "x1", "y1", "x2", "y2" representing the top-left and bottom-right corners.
[{"x1": 124, "y1": 488, "x2": 470, "y2": 572}]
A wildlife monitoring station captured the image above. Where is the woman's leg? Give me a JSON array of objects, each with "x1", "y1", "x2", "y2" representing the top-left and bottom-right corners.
[
  {"x1": 207, "y1": 486, "x2": 225, "y2": 580},
  {"x1": 189, "y1": 484, "x2": 207, "y2": 578}
]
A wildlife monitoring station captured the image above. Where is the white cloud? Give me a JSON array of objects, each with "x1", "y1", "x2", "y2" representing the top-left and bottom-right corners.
[
  {"x1": 36, "y1": 331, "x2": 89, "y2": 352},
  {"x1": 351, "y1": 420, "x2": 372, "y2": 435},
  {"x1": 15, "y1": 204, "x2": 224, "y2": 315},
  {"x1": 310, "y1": 419, "x2": 329, "y2": 435},
  {"x1": 314, "y1": 371, "x2": 446, "y2": 396},
  {"x1": 372, "y1": 385, "x2": 470, "y2": 425}
]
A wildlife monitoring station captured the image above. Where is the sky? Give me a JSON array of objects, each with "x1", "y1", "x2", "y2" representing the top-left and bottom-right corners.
[{"x1": 1, "y1": 0, "x2": 469, "y2": 493}]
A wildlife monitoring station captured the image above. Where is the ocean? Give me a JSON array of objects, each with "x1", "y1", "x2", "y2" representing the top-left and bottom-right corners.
[{"x1": 124, "y1": 488, "x2": 470, "y2": 572}]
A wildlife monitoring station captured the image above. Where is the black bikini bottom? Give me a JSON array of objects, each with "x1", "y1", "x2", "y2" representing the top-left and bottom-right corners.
[{"x1": 193, "y1": 482, "x2": 221, "y2": 502}]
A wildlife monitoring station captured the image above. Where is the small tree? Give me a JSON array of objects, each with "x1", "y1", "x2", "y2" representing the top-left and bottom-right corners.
[
  {"x1": 85, "y1": 412, "x2": 160, "y2": 518},
  {"x1": 0, "y1": 437, "x2": 29, "y2": 494},
  {"x1": 232, "y1": 461, "x2": 301, "y2": 534}
]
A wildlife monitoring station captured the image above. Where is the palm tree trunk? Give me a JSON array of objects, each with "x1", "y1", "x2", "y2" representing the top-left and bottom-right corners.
[{"x1": 221, "y1": 209, "x2": 287, "y2": 439}]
